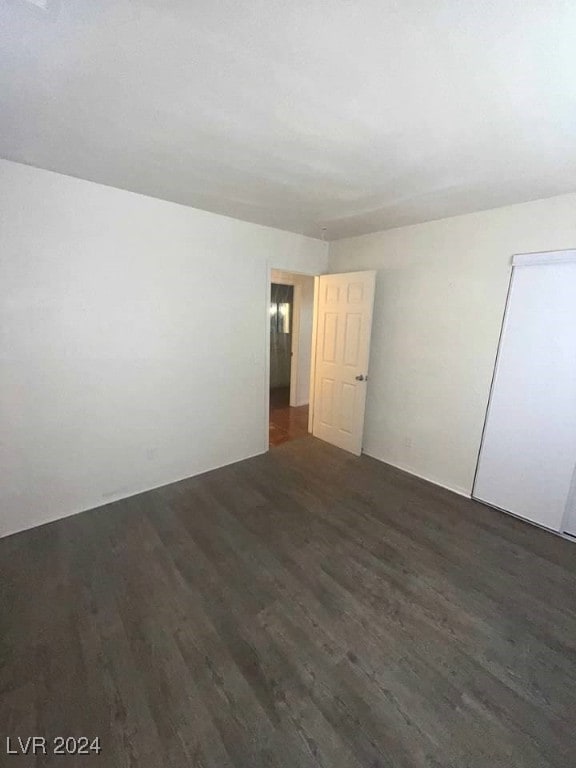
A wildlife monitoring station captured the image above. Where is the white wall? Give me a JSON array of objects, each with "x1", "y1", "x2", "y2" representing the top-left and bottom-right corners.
[
  {"x1": 329, "y1": 194, "x2": 576, "y2": 496},
  {"x1": 0, "y1": 160, "x2": 327, "y2": 537}
]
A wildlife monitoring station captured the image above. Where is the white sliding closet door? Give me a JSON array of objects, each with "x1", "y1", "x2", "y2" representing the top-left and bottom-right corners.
[
  {"x1": 565, "y1": 488, "x2": 576, "y2": 538},
  {"x1": 473, "y1": 251, "x2": 576, "y2": 533}
]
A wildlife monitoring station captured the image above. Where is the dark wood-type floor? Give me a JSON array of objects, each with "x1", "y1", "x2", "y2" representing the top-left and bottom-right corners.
[
  {"x1": 269, "y1": 387, "x2": 309, "y2": 447},
  {"x1": 1, "y1": 437, "x2": 576, "y2": 767}
]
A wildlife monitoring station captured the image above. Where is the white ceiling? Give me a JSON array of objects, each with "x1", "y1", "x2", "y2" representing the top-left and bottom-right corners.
[{"x1": 1, "y1": 0, "x2": 575, "y2": 240}]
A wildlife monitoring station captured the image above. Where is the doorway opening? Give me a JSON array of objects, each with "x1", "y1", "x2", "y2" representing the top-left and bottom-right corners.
[
  {"x1": 269, "y1": 270, "x2": 315, "y2": 447},
  {"x1": 267, "y1": 268, "x2": 376, "y2": 455}
]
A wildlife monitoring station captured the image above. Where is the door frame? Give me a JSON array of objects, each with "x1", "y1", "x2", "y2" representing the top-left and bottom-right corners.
[
  {"x1": 308, "y1": 270, "x2": 376, "y2": 455},
  {"x1": 265, "y1": 266, "x2": 376, "y2": 454},
  {"x1": 264, "y1": 264, "x2": 320, "y2": 450},
  {"x1": 308, "y1": 275, "x2": 320, "y2": 433},
  {"x1": 270, "y1": 271, "x2": 301, "y2": 407}
]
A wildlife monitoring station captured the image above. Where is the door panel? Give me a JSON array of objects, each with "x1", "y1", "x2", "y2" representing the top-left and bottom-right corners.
[
  {"x1": 340, "y1": 383, "x2": 356, "y2": 434},
  {"x1": 322, "y1": 313, "x2": 338, "y2": 362},
  {"x1": 347, "y1": 281, "x2": 365, "y2": 303},
  {"x1": 343, "y1": 313, "x2": 362, "y2": 366},
  {"x1": 312, "y1": 271, "x2": 376, "y2": 455},
  {"x1": 320, "y1": 377, "x2": 335, "y2": 425},
  {"x1": 325, "y1": 283, "x2": 340, "y2": 303}
]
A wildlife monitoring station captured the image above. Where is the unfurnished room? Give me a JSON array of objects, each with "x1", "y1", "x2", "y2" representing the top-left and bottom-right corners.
[{"x1": 1, "y1": 1, "x2": 575, "y2": 766}]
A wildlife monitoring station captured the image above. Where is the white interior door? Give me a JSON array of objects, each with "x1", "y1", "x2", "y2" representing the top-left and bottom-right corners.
[
  {"x1": 473, "y1": 251, "x2": 576, "y2": 532},
  {"x1": 311, "y1": 271, "x2": 376, "y2": 455}
]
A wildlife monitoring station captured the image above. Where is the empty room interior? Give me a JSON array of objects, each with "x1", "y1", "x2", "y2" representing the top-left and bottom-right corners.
[{"x1": 1, "y1": 1, "x2": 576, "y2": 766}]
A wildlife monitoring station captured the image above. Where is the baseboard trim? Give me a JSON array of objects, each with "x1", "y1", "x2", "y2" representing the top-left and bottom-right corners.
[
  {"x1": 361, "y1": 450, "x2": 472, "y2": 499},
  {"x1": 1, "y1": 448, "x2": 268, "y2": 540}
]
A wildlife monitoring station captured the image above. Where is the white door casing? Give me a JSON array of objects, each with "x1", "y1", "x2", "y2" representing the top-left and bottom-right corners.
[{"x1": 311, "y1": 271, "x2": 376, "y2": 455}]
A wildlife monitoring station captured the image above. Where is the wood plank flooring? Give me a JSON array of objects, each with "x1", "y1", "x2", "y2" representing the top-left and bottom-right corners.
[
  {"x1": 1, "y1": 436, "x2": 575, "y2": 767},
  {"x1": 269, "y1": 387, "x2": 309, "y2": 447}
]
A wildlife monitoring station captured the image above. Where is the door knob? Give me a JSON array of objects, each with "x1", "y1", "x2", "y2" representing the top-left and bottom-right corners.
[{"x1": 355, "y1": 374, "x2": 366, "y2": 381}]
